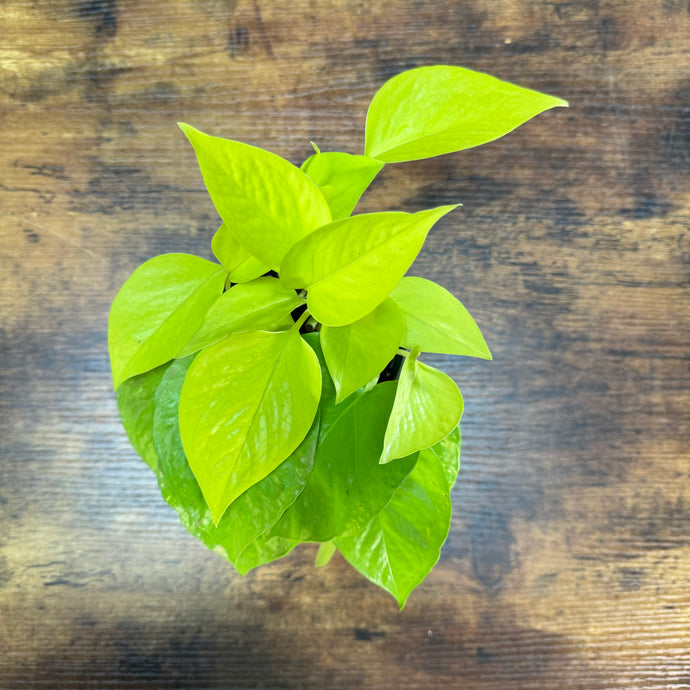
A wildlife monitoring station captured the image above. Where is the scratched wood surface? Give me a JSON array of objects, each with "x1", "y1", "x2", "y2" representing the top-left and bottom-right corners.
[{"x1": 1, "y1": 0, "x2": 689, "y2": 687}]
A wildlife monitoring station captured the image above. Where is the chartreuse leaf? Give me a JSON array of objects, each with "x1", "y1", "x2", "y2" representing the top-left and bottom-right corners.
[
  {"x1": 301, "y1": 151, "x2": 384, "y2": 220},
  {"x1": 365, "y1": 65, "x2": 568, "y2": 163},
  {"x1": 390, "y1": 277, "x2": 491, "y2": 358},
  {"x1": 381, "y1": 347, "x2": 463, "y2": 464},
  {"x1": 428, "y1": 425, "x2": 462, "y2": 489},
  {"x1": 179, "y1": 123, "x2": 332, "y2": 270},
  {"x1": 335, "y1": 429, "x2": 461, "y2": 608},
  {"x1": 116, "y1": 362, "x2": 171, "y2": 472},
  {"x1": 212, "y1": 224, "x2": 270, "y2": 283},
  {"x1": 271, "y1": 381, "x2": 417, "y2": 542},
  {"x1": 321, "y1": 298, "x2": 404, "y2": 403},
  {"x1": 315, "y1": 541, "x2": 336, "y2": 567},
  {"x1": 108, "y1": 253, "x2": 226, "y2": 390},
  {"x1": 281, "y1": 206, "x2": 458, "y2": 326},
  {"x1": 153, "y1": 351, "x2": 316, "y2": 571},
  {"x1": 179, "y1": 326, "x2": 321, "y2": 524},
  {"x1": 176, "y1": 277, "x2": 303, "y2": 357}
]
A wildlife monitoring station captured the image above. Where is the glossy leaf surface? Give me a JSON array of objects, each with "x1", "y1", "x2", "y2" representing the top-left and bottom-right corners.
[
  {"x1": 234, "y1": 535, "x2": 299, "y2": 575},
  {"x1": 381, "y1": 348, "x2": 463, "y2": 463},
  {"x1": 365, "y1": 65, "x2": 568, "y2": 163},
  {"x1": 212, "y1": 223, "x2": 270, "y2": 283},
  {"x1": 281, "y1": 206, "x2": 457, "y2": 326},
  {"x1": 153, "y1": 354, "x2": 317, "y2": 569},
  {"x1": 115, "y1": 363, "x2": 170, "y2": 472},
  {"x1": 109, "y1": 253, "x2": 226, "y2": 390},
  {"x1": 336, "y1": 432, "x2": 460, "y2": 608},
  {"x1": 177, "y1": 277, "x2": 303, "y2": 357},
  {"x1": 321, "y1": 298, "x2": 404, "y2": 403},
  {"x1": 271, "y1": 381, "x2": 418, "y2": 542},
  {"x1": 390, "y1": 276, "x2": 491, "y2": 358},
  {"x1": 427, "y1": 425, "x2": 462, "y2": 489},
  {"x1": 301, "y1": 151, "x2": 384, "y2": 220},
  {"x1": 180, "y1": 123, "x2": 332, "y2": 270},
  {"x1": 179, "y1": 328, "x2": 321, "y2": 524}
]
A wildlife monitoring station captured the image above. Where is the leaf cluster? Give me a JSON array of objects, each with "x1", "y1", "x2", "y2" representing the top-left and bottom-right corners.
[{"x1": 109, "y1": 65, "x2": 566, "y2": 606}]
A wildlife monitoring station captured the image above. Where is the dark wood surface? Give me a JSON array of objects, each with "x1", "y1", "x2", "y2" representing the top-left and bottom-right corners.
[{"x1": 2, "y1": 1, "x2": 689, "y2": 687}]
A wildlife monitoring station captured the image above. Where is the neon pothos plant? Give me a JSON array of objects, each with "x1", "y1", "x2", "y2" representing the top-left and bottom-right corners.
[{"x1": 109, "y1": 65, "x2": 566, "y2": 607}]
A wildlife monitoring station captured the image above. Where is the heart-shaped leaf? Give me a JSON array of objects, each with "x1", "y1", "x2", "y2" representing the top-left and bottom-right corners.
[
  {"x1": 281, "y1": 206, "x2": 458, "y2": 326},
  {"x1": 390, "y1": 276, "x2": 491, "y2": 358},
  {"x1": 109, "y1": 253, "x2": 226, "y2": 390},
  {"x1": 321, "y1": 298, "x2": 404, "y2": 403},
  {"x1": 271, "y1": 381, "x2": 417, "y2": 542},
  {"x1": 335, "y1": 430, "x2": 461, "y2": 608},
  {"x1": 301, "y1": 151, "x2": 384, "y2": 220},
  {"x1": 176, "y1": 277, "x2": 303, "y2": 357},
  {"x1": 365, "y1": 65, "x2": 568, "y2": 163},
  {"x1": 153, "y1": 351, "x2": 318, "y2": 569},
  {"x1": 179, "y1": 327, "x2": 321, "y2": 524},
  {"x1": 381, "y1": 347, "x2": 463, "y2": 463},
  {"x1": 212, "y1": 224, "x2": 270, "y2": 283},
  {"x1": 180, "y1": 123, "x2": 332, "y2": 269}
]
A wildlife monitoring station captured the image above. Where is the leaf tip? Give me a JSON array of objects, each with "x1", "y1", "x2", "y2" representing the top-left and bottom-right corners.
[
  {"x1": 476, "y1": 340, "x2": 493, "y2": 361},
  {"x1": 432, "y1": 203, "x2": 462, "y2": 218},
  {"x1": 178, "y1": 122, "x2": 205, "y2": 144},
  {"x1": 314, "y1": 541, "x2": 336, "y2": 567},
  {"x1": 209, "y1": 506, "x2": 225, "y2": 528},
  {"x1": 379, "y1": 449, "x2": 394, "y2": 465},
  {"x1": 204, "y1": 490, "x2": 230, "y2": 527}
]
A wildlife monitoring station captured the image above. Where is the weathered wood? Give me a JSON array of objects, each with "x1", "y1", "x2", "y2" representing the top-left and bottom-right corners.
[{"x1": 1, "y1": 0, "x2": 689, "y2": 687}]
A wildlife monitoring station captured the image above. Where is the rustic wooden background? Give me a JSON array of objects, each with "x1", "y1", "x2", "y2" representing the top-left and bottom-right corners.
[{"x1": 2, "y1": 0, "x2": 689, "y2": 687}]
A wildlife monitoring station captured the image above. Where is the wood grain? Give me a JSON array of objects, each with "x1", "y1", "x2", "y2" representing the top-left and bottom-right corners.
[{"x1": 1, "y1": 0, "x2": 689, "y2": 687}]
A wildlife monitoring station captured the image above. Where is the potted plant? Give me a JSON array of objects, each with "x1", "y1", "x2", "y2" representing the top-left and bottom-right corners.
[{"x1": 109, "y1": 65, "x2": 566, "y2": 607}]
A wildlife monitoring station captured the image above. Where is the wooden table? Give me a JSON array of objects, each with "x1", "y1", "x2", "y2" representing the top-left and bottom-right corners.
[{"x1": 2, "y1": 1, "x2": 688, "y2": 687}]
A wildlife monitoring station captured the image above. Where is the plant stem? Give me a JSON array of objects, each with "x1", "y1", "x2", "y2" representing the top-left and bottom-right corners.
[{"x1": 293, "y1": 309, "x2": 311, "y2": 332}]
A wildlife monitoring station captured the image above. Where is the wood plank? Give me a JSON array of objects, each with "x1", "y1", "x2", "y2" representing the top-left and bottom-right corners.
[{"x1": 1, "y1": 0, "x2": 689, "y2": 687}]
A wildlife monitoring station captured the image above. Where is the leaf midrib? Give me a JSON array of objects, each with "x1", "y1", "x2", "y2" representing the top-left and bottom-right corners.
[
  {"x1": 403, "y1": 307, "x2": 478, "y2": 350},
  {"x1": 218, "y1": 331, "x2": 295, "y2": 504},
  {"x1": 122, "y1": 267, "x2": 225, "y2": 384},
  {"x1": 306, "y1": 216, "x2": 426, "y2": 293}
]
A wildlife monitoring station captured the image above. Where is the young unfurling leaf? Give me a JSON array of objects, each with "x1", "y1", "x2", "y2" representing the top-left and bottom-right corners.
[{"x1": 301, "y1": 151, "x2": 384, "y2": 220}]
